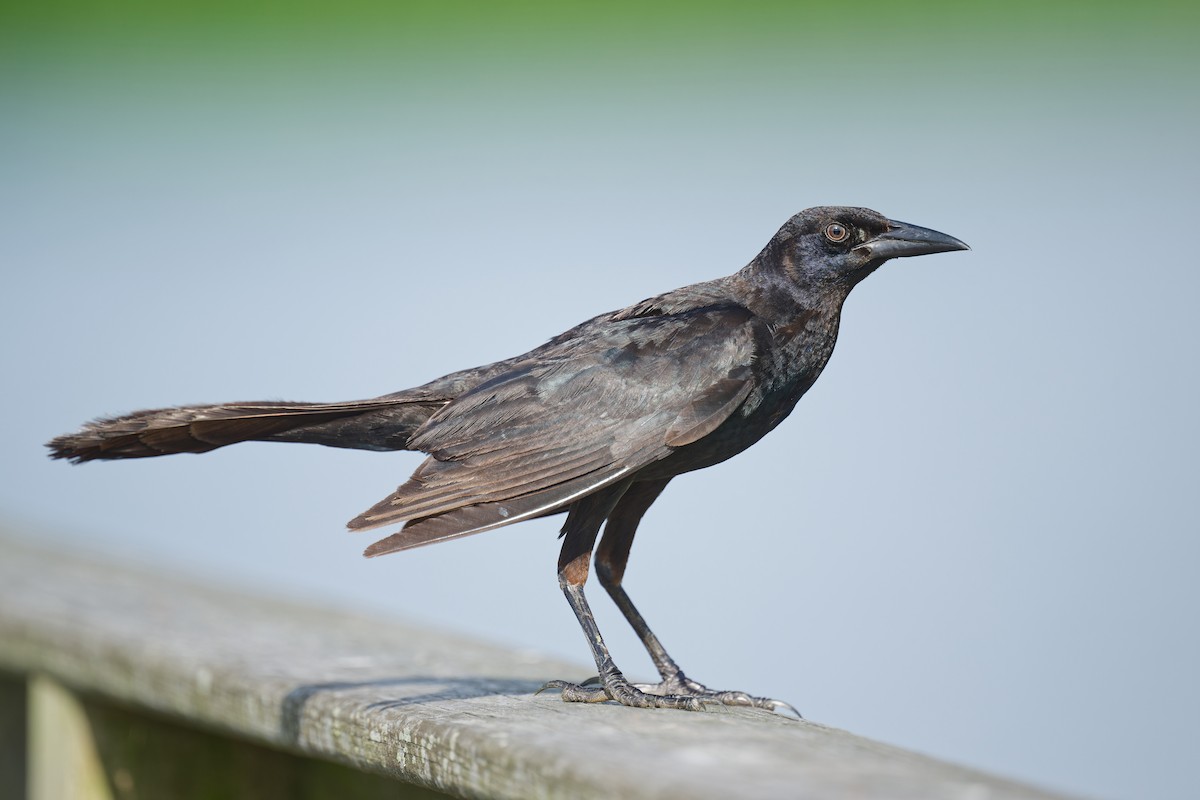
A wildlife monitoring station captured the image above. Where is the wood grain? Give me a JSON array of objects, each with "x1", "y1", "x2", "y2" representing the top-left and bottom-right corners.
[{"x1": 0, "y1": 534, "x2": 1071, "y2": 799}]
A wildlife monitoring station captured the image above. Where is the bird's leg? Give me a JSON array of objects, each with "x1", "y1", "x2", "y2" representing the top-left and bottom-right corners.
[
  {"x1": 593, "y1": 479, "x2": 801, "y2": 717},
  {"x1": 540, "y1": 482, "x2": 703, "y2": 711}
]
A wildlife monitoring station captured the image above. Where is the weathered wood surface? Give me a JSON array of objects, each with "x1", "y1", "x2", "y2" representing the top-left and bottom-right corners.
[
  {"x1": 0, "y1": 534, "x2": 1070, "y2": 799},
  {"x1": 24, "y1": 674, "x2": 447, "y2": 800}
]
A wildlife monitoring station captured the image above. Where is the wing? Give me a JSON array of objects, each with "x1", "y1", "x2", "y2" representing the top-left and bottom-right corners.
[{"x1": 350, "y1": 302, "x2": 766, "y2": 555}]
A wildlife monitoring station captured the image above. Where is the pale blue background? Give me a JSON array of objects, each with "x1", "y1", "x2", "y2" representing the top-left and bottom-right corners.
[{"x1": 2, "y1": 15, "x2": 1198, "y2": 799}]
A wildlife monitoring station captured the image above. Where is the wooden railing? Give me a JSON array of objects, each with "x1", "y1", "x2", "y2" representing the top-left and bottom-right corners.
[{"x1": 0, "y1": 534, "x2": 1069, "y2": 799}]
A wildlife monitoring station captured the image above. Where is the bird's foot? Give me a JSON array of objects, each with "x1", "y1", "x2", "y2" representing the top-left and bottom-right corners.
[
  {"x1": 634, "y1": 672, "x2": 802, "y2": 718},
  {"x1": 538, "y1": 670, "x2": 704, "y2": 711}
]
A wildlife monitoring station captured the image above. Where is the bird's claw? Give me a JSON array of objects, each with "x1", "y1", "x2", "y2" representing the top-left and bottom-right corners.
[
  {"x1": 537, "y1": 679, "x2": 611, "y2": 703},
  {"x1": 540, "y1": 674, "x2": 705, "y2": 711},
  {"x1": 763, "y1": 698, "x2": 804, "y2": 719},
  {"x1": 633, "y1": 675, "x2": 802, "y2": 719},
  {"x1": 539, "y1": 669, "x2": 800, "y2": 716}
]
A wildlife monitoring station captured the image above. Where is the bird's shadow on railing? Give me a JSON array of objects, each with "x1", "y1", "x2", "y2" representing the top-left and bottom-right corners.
[{"x1": 280, "y1": 675, "x2": 550, "y2": 743}]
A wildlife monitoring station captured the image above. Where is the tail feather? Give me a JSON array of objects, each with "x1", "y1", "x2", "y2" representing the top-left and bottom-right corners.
[{"x1": 47, "y1": 397, "x2": 446, "y2": 462}]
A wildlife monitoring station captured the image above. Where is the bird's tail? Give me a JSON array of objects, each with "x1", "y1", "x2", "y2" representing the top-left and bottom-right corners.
[{"x1": 47, "y1": 395, "x2": 448, "y2": 463}]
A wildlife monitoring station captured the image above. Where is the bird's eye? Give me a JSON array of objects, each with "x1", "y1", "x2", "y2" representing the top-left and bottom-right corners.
[{"x1": 824, "y1": 223, "x2": 849, "y2": 243}]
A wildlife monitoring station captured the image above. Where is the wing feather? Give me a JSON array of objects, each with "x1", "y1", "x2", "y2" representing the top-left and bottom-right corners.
[
  {"x1": 350, "y1": 303, "x2": 764, "y2": 549},
  {"x1": 347, "y1": 448, "x2": 615, "y2": 529},
  {"x1": 362, "y1": 465, "x2": 635, "y2": 556},
  {"x1": 664, "y1": 366, "x2": 755, "y2": 447}
]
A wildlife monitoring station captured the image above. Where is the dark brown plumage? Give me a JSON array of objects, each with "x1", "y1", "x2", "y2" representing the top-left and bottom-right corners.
[{"x1": 48, "y1": 206, "x2": 968, "y2": 714}]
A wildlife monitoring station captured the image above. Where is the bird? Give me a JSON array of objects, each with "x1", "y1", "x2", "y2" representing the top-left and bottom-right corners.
[{"x1": 47, "y1": 206, "x2": 968, "y2": 715}]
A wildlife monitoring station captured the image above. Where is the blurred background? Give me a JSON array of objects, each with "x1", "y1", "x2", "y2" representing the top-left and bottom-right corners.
[{"x1": 2, "y1": 2, "x2": 1197, "y2": 797}]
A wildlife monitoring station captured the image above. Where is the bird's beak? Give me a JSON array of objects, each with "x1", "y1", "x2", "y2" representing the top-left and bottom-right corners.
[{"x1": 855, "y1": 220, "x2": 970, "y2": 260}]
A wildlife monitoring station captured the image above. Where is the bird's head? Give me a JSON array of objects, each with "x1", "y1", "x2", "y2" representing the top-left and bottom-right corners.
[{"x1": 760, "y1": 206, "x2": 969, "y2": 291}]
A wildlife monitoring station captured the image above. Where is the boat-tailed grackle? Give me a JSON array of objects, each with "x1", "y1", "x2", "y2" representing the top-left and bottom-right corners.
[{"x1": 48, "y1": 206, "x2": 968, "y2": 715}]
